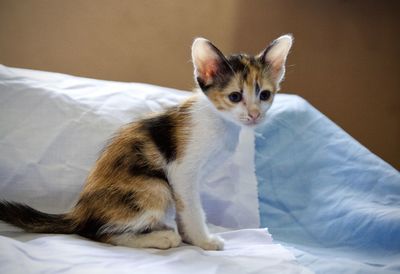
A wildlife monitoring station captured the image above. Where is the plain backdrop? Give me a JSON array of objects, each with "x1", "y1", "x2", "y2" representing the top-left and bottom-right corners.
[{"x1": 0, "y1": 0, "x2": 399, "y2": 169}]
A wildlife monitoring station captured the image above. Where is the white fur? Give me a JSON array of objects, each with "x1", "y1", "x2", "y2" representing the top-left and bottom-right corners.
[
  {"x1": 235, "y1": 84, "x2": 275, "y2": 127},
  {"x1": 162, "y1": 35, "x2": 291, "y2": 250},
  {"x1": 100, "y1": 210, "x2": 165, "y2": 235},
  {"x1": 167, "y1": 93, "x2": 241, "y2": 251}
]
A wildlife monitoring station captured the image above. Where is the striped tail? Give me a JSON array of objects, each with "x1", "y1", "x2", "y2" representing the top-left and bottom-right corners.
[{"x1": 0, "y1": 201, "x2": 75, "y2": 234}]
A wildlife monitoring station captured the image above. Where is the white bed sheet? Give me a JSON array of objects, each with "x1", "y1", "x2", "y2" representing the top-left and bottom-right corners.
[
  {"x1": 0, "y1": 64, "x2": 258, "y2": 229},
  {"x1": 0, "y1": 65, "x2": 311, "y2": 274},
  {"x1": 0, "y1": 227, "x2": 311, "y2": 274}
]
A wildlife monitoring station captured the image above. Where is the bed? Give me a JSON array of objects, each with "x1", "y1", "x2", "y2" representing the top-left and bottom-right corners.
[{"x1": 0, "y1": 65, "x2": 399, "y2": 274}]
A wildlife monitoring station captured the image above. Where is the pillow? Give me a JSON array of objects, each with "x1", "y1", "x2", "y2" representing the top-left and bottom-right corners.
[{"x1": 0, "y1": 65, "x2": 260, "y2": 229}]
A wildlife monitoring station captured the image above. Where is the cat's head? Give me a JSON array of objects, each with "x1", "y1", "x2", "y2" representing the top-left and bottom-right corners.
[{"x1": 192, "y1": 34, "x2": 292, "y2": 127}]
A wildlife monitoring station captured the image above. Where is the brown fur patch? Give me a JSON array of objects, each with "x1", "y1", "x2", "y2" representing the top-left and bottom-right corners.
[{"x1": 67, "y1": 96, "x2": 196, "y2": 240}]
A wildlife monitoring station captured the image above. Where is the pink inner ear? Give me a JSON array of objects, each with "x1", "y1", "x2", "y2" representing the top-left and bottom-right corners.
[
  {"x1": 267, "y1": 57, "x2": 285, "y2": 81},
  {"x1": 201, "y1": 59, "x2": 219, "y2": 83},
  {"x1": 270, "y1": 59, "x2": 283, "y2": 73}
]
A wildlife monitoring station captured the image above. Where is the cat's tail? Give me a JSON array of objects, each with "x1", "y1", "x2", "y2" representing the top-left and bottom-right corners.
[{"x1": 0, "y1": 201, "x2": 76, "y2": 234}]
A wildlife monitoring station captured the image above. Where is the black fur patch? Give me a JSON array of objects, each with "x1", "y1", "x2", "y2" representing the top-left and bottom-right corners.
[
  {"x1": 128, "y1": 141, "x2": 168, "y2": 181},
  {"x1": 255, "y1": 82, "x2": 261, "y2": 96},
  {"x1": 141, "y1": 114, "x2": 177, "y2": 163},
  {"x1": 197, "y1": 76, "x2": 209, "y2": 92},
  {"x1": 128, "y1": 164, "x2": 168, "y2": 181},
  {"x1": 140, "y1": 227, "x2": 153, "y2": 234},
  {"x1": 213, "y1": 60, "x2": 235, "y2": 89},
  {"x1": 0, "y1": 201, "x2": 72, "y2": 233},
  {"x1": 77, "y1": 216, "x2": 107, "y2": 240},
  {"x1": 131, "y1": 141, "x2": 145, "y2": 155},
  {"x1": 228, "y1": 55, "x2": 246, "y2": 73},
  {"x1": 119, "y1": 191, "x2": 142, "y2": 212},
  {"x1": 110, "y1": 142, "x2": 168, "y2": 182}
]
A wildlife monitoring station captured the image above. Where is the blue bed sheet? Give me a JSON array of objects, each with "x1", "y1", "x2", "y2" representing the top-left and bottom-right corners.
[{"x1": 255, "y1": 94, "x2": 400, "y2": 273}]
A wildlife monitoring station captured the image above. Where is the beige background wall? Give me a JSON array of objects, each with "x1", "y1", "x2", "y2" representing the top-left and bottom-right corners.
[{"x1": 0, "y1": 0, "x2": 399, "y2": 169}]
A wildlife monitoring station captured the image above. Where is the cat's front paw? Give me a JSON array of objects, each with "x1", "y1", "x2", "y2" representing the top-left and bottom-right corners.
[{"x1": 194, "y1": 234, "x2": 225, "y2": 251}]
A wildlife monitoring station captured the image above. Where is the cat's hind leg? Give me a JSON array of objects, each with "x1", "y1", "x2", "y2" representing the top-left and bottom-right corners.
[
  {"x1": 73, "y1": 175, "x2": 178, "y2": 248},
  {"x1": 91, "y1": 211, "x2": 182, "y2": 249},
  {"x1": 94, "y1": 206, "x2": 181, "y2": 249}
]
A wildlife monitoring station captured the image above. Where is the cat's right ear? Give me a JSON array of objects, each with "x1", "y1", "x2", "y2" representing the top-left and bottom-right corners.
[{"x1": 191, "y1": 38, "x2": 233, "y2": 91}]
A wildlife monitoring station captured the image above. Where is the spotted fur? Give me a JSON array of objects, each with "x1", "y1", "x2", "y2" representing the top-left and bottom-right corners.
[{"x1": 0, "y1": 35, "x2": 293, "y2": 250}]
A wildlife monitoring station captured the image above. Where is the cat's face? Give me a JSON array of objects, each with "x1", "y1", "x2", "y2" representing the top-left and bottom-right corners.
[{"x1": 192, "y1": 35, "x2": 292, "y2": 127}]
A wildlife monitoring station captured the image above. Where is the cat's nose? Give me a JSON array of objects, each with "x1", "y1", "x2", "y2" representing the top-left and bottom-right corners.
[{"x1": 248, "y1": 110, "x2": 260, "y2": 121}]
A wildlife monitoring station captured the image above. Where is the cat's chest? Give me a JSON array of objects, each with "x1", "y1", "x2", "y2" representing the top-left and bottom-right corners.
[{"x1": 190, "y1": 112, "x2": 241, "y2": 166}]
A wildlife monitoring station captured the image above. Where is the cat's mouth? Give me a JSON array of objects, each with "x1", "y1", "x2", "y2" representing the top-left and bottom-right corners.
[
  {"x1": 241, "y1": 119, "x2": 261, "y2": 127},
  {"x1": 240, "y1": 116, "x2": 264, "y2": 127}
]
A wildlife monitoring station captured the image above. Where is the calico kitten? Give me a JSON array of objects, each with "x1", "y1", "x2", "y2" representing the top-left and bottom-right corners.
[{"x1": 0, "y1": 34, "x2": 292, "y2": 250}]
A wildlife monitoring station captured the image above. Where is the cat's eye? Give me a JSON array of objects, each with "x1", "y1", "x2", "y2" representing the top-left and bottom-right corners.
[
  {"x1": 259, "y1": 90, "x2": 271, "y2": 101},
  {"x1": 228, "y1": 91, "x2": 242, "y2": 103}
]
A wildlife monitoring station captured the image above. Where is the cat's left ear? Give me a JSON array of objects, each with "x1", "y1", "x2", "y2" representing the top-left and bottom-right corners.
[{"x1": 259, "y1": 34, "x2": 293, "y2": 86}]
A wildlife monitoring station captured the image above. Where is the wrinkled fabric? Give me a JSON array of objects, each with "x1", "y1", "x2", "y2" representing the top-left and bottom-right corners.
[
  {"x1": 3, "y1": 65, "x2": 399, "y2": 273},
  {"x1": 0, "y1": 64, "x2": 259, "y2": 229},
  {"x1": 255, "y1": 94, "x2": 400, "y2": 273},
  {"x1": 0, "y1": 228, "x2": 311, "y2": 274},
  {"x1": 0, "y1": 65, "x2": 310, "y2": 274}
]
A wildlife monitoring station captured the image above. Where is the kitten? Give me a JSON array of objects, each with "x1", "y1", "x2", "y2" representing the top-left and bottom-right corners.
[{"x1": 0, "y1": 34, "x2": 292, "y2": 250}]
